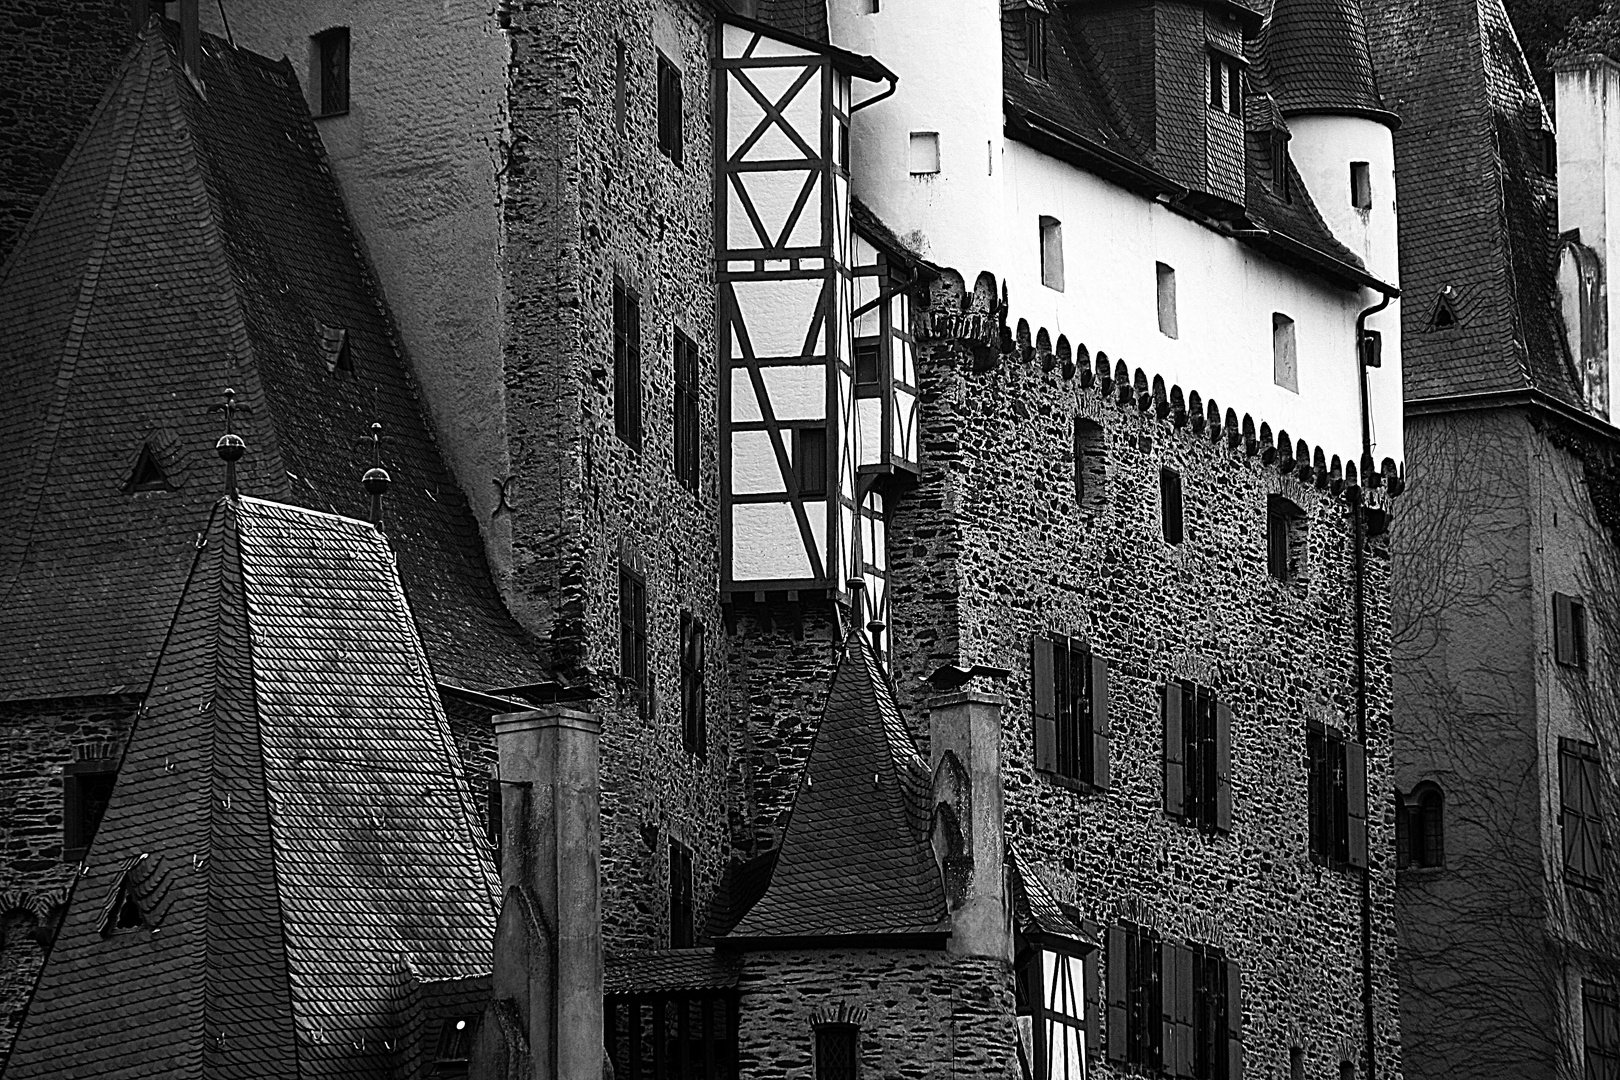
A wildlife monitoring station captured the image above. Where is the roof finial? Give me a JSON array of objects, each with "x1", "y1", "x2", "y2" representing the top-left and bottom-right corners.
[
  {"x1": 360, "y1": 421, "x2": 391, "y2": 530},
  {"x1": 209, "y1": 388, "x2": 247, "y2": 498}
]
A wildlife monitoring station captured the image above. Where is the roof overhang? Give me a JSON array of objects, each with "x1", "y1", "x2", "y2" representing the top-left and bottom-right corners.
[
  {"x1": 712, "y1": 6, "x2": 895, "y2": 84},
  {"x1": 1407, "y1": 387, "x2": 1620, "y2": 444},
  {"x1": 1278, "y1": 104, "x2": 1402, "y2": 131},
  {"x1": 719, "y1": 930, "x2": 951, "y2": 951}
]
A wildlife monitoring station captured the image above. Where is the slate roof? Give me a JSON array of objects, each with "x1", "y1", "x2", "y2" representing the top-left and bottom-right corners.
[
  {"x1": 1001, "y1": 2, "x2": 1374, "y2": 284},
  {"x1": 726, "y1": 632, "x2": 946, "y2": 942},
  {"x1": 4, "y1": 495, "x2": 498, "y2": 1079},
  {"x1": 748, "y1": 0, "x2": 829, "y2": 43},
  {"x1": 604, "y1": 949, "x2": 742, "y2": 996},
  {"x1": 1007, "y1": 846, "x2": 1094, "y2": 948},
  {"x1": 1364, "y1": 0, "x2": 1578, "y2": 404},
  {"x1": 1256, "y1": 0, "x2": 1387, "y2": 117},
  {"x1": 0, "y1": 24, "x2": 546, "y2": 701}
]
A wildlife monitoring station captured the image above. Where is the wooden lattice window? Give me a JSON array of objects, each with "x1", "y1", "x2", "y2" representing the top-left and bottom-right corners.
[{"x1": 815, "y1": 1023, "x2": 859, "y2": 1080}]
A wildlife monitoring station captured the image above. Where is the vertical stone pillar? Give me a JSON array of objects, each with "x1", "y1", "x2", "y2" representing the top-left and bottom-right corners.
[
  {"x1": 929, "y1": 688, "x2": 1010, "y2": 961},
  {"x1": 494, "y1": 705, "x2": 602, "y2": 1080}
]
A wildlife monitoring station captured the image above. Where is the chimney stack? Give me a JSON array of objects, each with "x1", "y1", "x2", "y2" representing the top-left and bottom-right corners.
[
  {"x1": 475, "y1": 705, "x2": 603, "y2": 1080},
  {"x1": 929, "y1": 683, "x2": 1011, "y2": 961},
  {"x1": 1555, "y1": 55, "x2": 1617, "y2": 420}
]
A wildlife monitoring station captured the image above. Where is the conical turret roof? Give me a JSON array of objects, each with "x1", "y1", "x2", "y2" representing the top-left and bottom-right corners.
[{"x1": 1258, "y1": 0, "x2": 1390, "y2": 121}]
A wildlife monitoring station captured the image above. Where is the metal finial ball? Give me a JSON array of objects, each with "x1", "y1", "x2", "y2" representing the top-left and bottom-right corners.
[
  {"x1": 362, "y1": 466, "x2": 392, "y2": 496},
  {"x1": 215, "y1": 432, "x2": 246, "y2": 462}
]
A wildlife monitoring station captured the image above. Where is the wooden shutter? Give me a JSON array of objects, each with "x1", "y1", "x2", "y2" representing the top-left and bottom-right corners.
[
  {"x1": 1091, "y1": 654, "x2": 1112, "y2": 790},
  {"x1": 1555, "y1": 592, "x2": 1575, "y2": 666},
  {"x1": 1346, "y1": 740, "x2": 1368, "y2": 869},
  {"x1": 1226, "y1": 959, "x2": 1244, "y2": 1080},
  {"x1": 671, "y1": 66, "x2": 685, "y2": 166},
  {"x1": 1084, "y1": 946, "x2": 1101, "y2": 1057},
  {"x1": 1106, "y1": 926, "x2": 1128, "y2": 1062},
  {"x1": 1163, "y1": 943, "x2": 1193, "y2": 1078},
  {"x1": 1215, "y1": 700, "x2": 1233, "y2": 833},
  {"x1": 1164, "y1": 684, "x2": 1184, "y2": 817},
  {"x1": 1033, "y1": 636, "x2": 1057, "y2": 774}
]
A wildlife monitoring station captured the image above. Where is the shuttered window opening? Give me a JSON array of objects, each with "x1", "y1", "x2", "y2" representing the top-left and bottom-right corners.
[
  {"x1": 606, "y1": 993, "x2": 738, "y2": 1079},
  {"x1": 1307, "y1": 722, "x2": 1368, "y2": 870},
  {"x1": 620, "y1": 561, "x2": 648, "y2": 717},
  {"x1": 1115, "y1": 933, "x2": 1244, "y2": 1080},
  {"x1": 1555, "y1": 592, "x2": 1589, "y2": 670},
  {"x1": 614, "y1": 277, "x2": 643, "y2": 449},
  {"x1": 1015, "y1": 941, "x2": 1093, "y2": 1080},
  {"x1": 681, "y1": 612, "x2": 707, "y2": 758},
  {"x1": 669, "y1": 839, "x2": 695, "y2": 948},
  {"x1": 1561, "y1": 738, "x2": 1603, "y2": 891},
  {"x1": 1585, "y1": 981, "x2": 1620, "y2": 1080},
  {"x1": 1106, "y1": 924, "x2": 1163, "y2": 1070},
  {"x1": 1032, "y1": 634, "x2": 1111, "y2": 790},
  {"x1": 1266, "y1": 495, "x2": 1306, "y2": 582},
  {"x1": 657, "y1": 51, "x2": 684, "y2": 166},
  {"x1": 1073, "y1": 418, "x2": 1107, "y2": 513},
  {"x1": 674, "y1": 329, "x2": 700, "y2": 494},
  {"x1": 1163, "y1": 681, "x2": 1232, "y2": 834},
  {"x1": 814, "y1": 1023, "x2": 859, "y2": 1080}
]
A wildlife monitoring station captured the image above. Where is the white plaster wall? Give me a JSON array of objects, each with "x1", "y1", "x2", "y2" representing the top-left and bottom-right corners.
[
  {"x1": 1557, "y1": 61, "x2": 1620, "y2": 416},
  {"x1": 1003, "y1": 141, "x2": 1404, "y2": 464},
  {"x1": 200, "y1": 0, "x2": 515, "y2": 572},
  {"x1": 828, "y1": 0, "x2": 1006, "y2": 277}
]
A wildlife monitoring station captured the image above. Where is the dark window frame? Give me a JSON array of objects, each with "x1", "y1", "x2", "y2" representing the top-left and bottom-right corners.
[
  {"x1": 1032, "y1": 634, "x2": 1111, "y2": 791},
  {"x1": 1015, "y1": 937, "x2": 1094, "y2": 1078},
  {"x1": 1160, "y1": 468, "x2": 1184, "y2": 545},
  {"x1": 619, "y1": 560, "x2": 649, "y2": 717},
  {"x1": 1555, "y1": 592, "x2": 1589, "y2": 670},
  {"x1": 1024, "y1": 8, "x2": 1048, "y2": 81},
  {"x1": 1561, "y1": 737, "x2": 1604, "y2": 892},
  {"x1": 1586, "y1": 980, "x2": 1619, "y2": 1080},
  {"x1": 1396, "y1": 782, "x2": 1445, "y2": 870},
  {"x1": 313, "y1": 26, "x2": 350, "y2": 117},
  {"x1": 814, "y1": 1022, "x2": 860, "y2": 1080},
  {"x1": 63, "y1": 758, "x2": 117, "y2": 862},
  {"x1": 614, "y1": 277, "x2": 643, "y2": 449},
  {"x1": 1350, "y1": 161, "x2": 1372, "y2": 210},
  {"x1": 674, "y1": 328, "x2": 700, "y2": 494},
  {"x1": 793, "y1": 426, "x2": 828, "y2": 497},
  {"x1": 1267, "y1": 494, "x2": 1306, "y2": 583},
  {"x1": 680, "y1": 612, "x2": 707, "y2": 759},
  {"x1": 1107, "y1": 922, "x2": 1163, "y2": 1070},
  {"x1": 1189, "y1": 943, "x2": 1231, "y2": 1080},
  {"x1": 669, "y1": 838, "x2": 694, "y2": 947},
  {"x1": 1308, "y1": 722, "x2": 1368, "y2": 870},
  {"x1": 656, "y1": 51, "x2": 684, "y2": 167},
  {"x1": 1208, "y1": 51, "x2": 1242, "y2": 117}
]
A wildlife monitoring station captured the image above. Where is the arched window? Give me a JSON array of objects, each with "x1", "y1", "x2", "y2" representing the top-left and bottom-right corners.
[{"x1": 1397, "y1": 784, "x2": 1445, "y2": 869}]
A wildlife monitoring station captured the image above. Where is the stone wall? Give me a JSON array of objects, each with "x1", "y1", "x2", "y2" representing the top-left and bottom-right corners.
[
  {"x1": 0, "y1": 0, "x2": 132, "y2": 262},
  {"x1": 882, "y1": 280, "x2": 1403, "y2": 1080},
  {"x1": 502, "y1": 0, "x2": 732, "y2": 953},
  {"x1": 0, "y1": 693, "x2": 140, "y2": 1060},
  {"x1": 735, "y1": 948, "x2": 1020, "y2": 1080}
]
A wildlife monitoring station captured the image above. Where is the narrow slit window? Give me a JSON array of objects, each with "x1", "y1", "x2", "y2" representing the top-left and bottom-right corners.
[
  {"x1": 669, "y1": 839, "x2": 694, "y2": 947},
  {"x1": 1040, "y1": 216, "x2": 1064, "y2": 292},
  {"x1": 313, "y1": 27, "x2": 350, "y2": 116},
  {"x1": 1156, "y1": 263, "x2": 1178, "y2": 339},
  {"x1": 1024, "y1": 8, "x2": 1048, "y2": 80},
  {"x1": 1160, "y1": 468, "x2": 1183, "y2": 545},
  {"x1": 680, "y1": 612, "x2": 706, "y2": 758},
  {"x1": 614, "y1": 39, "x2": 628, "y2": 138},
  {"x1": 1272, "y1": 313, "x2": 1298, "y2": 392},
  {"x1": 614, "y1": 277, "x2": 642, "y2": 449},
  {"x1": 1073, "y1": 417, "x2": 1106, "y2": 512},
  {"x1": 1266, "y1": 495, "x2": 1306, "y2": 582},
  {"x1": 1554, "y1": 591, "x2": 1588, "y2": 669},
  {"x1": 1209, "y1": 52, "x2": 1241, "y2": 116},
  {"x1": 794, "y1": 426, "x2": 828, "y2": 497},
  {"x1": 619, "y1": 561, "x2": 648, "y2": 715},
  {"x1": 1350, "y1": 161, "x2": 1372, "y2": 210},
  {"x1": 909, "y1": 131, "x2": 940, "y2": 175},
  {"x1": 1270, "y1": 134, "x2": 1292, "y2": 201},
  {"x1": 656, "y1": 52, "x2": 684, "y2": 166},
  {"x1": 673, "y1": 329, "x2": 699, "y2": 493}
]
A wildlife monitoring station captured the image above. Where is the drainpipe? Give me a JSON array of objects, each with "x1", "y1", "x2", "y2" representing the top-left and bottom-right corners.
[{"x1": 1353, "y1": 287, "x2": 1394, "y2": 1080}]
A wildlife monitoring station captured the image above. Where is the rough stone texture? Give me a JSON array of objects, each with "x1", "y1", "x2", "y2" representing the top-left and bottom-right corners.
[
  {"x1": 0, "y1": 694, "x2": 140, "y2": 1059},
  {"x1": 502, "y1": 0, "x2": 732, "y2": 952},
  {"x1": 882, "y1": 289, "x2": 1403, "y2": 1079},
  {"x1": 0, "y1": 0, "x2": 131, "y2": 262},
  {"x1": 735, "y1": 948, "x2": 1020, "y2": 1080}
]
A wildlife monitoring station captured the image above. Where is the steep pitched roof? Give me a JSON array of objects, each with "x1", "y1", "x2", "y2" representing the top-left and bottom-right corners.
[
  {"x1": 727, "y1": 633, "x2": 946, "y2": 941},
  {"x1": 1256, "y1": 0, "x2": 1388, "y2": 118},
  {"x1": 1365, "y1": 0, "x2": 1578, "y2": 404},
  {"x1": 1007, "y1": 846, "x2": 1094, "y2": 948},
  {"x1": 4, "y1": 495, "x2": 498, "y2": 1079},
  {"x1": 0, "y1": 24, "x2": 546, "y2": 700}
]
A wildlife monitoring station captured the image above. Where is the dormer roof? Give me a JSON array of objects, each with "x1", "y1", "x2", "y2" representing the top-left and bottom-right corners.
[{"x1": 1256, "y1": 0, "x2": 1394, "y2": 123}]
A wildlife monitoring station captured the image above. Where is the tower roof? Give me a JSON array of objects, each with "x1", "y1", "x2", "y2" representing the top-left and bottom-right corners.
[
  {"x1": 727, "y1": 632, "x2": 947, "y2": 942},
  {"x1": 0, "y1": 24, "x2": 545, "y2": 700},
  {"x1": 4, "y1": 495, "x2": 497, "y2": 1079},
  {"x1": 1257, "y1": 0, "x2": 1390, "y2": 121}
]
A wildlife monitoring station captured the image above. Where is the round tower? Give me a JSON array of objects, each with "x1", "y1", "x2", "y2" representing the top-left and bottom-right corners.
[{"x1": 829, "y1": 0, "x2": 1007, "y2": 277}]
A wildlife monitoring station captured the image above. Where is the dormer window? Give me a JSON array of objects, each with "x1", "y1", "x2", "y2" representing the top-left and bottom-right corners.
[
  {"x1": 312, "y1": 27, "x2": 350, "y2": 117},
  {"x1": 1208, "y1": 51, "x2": 1242, "y2": 117},
  {"x1": 1024, "y1": 3, "x2": 1049, "y2": 81},
  {"x1": 1350, "y1": 161, "x2": 1372, "y2": 210},
  {"x1": 1270, "y1": 132, "x2": 1292, "y2": 202}
]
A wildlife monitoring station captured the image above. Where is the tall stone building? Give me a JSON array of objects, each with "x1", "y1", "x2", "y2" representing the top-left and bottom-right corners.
[
  {"x1": 0, "y1": 1, "x2": 1412, "y2": 1078},
  {"x1": 1366, "y1": 0, "x2": 1620, "y2": 1076}
]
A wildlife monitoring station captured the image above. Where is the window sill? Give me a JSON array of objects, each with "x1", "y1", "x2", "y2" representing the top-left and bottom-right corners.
[
  {"x1": 1037, "y1": 770, "x2": 1103, "y2": 796},
  {"x1": 314, "y1": 109, "x2": 350, "y2": 120}
]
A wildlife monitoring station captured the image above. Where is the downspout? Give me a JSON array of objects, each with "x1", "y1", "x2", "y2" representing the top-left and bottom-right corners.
[{"x1": 1353, "y1": 286, "x2": 1394, "y2": 1080}]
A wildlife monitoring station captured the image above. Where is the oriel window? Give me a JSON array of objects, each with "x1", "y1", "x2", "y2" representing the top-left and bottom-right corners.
[{"x1": 313, "y1": 27, "x2": 350, "y2": 116}]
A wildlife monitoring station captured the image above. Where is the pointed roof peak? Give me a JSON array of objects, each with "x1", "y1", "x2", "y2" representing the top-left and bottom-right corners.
[{"x1": 1258, "y1": 0, "x2": 1395, "y2": 124}]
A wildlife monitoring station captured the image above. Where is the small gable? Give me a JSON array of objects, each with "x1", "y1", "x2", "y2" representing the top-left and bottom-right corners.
[
  {"x1": 123, "y1": 443, "x2": 171, "y2": 493},
  {"x1": 1428, "y1": 288, "x2": 1460, "y2": 331},
  {"x1": 97, "y1": 854, "x2": 156, "y2": 936},
  {"x1": 318, "y1": 322, "x2": 353, "y2": 374}
]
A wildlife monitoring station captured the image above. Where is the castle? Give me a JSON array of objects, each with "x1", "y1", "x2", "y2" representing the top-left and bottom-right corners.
[{"x1": 0, "y1": 0, "x2": 1613, "y2": 1077}]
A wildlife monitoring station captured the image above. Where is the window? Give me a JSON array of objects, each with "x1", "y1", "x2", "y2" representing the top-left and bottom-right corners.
[
  {"x1": 1155, "y1": 263, "x2": 1178, "y2": 339},
  {"x1": 1031, "y1": 634, "x2": 1111, "y2": 789},
  {"x1": 1073, "y1": 417, "x2": 1106, "y2": 512},
  {"x1": 1039, "y1": 216, "x2": 1064, "y2": 292},
  {"x1": 1160, "y1": 468, "x2": 1183, "y2": 545},
  {"x1": 63, "y1": 761, "x2": 117, "y2": 861},
  {"x1": 1308, "y1": 723, "x2": 1368, "y2": 869},
  {"x1": 619, "y1": 561, "x2": 648, "y2": 713},
  {"x1": 99, "y1": 854, "x2": 149, "y2": 936},
  {"x1": 793, "y1": 426, "x2": 827, "y2": 497},
  {"x1": 1396, "y1": 784, "x2": 1444, "y2": 869},
  {"x1": 1270, "y1": 133, "x2": 1291, "y2": 201},
  {"x1": 313, "y1": 27, "x2": 350, "y2": 116},
  {"x1": 606, "y1": 994, "x2": 737, "y2": 1077},
  {"x1": 1267, "y1": 495, "x2": 1306, "y2": 582},
  {"x1": 435, "y1": 1017, "x2": 478, "y2": 1071},
  {"x1": 1163, "y1": 680, "x2": 1231, "y2": 833},
  {"x1": 124, "y1": 444, "x2": 170, "y2": 493},
  {"x1": 908, "y1": 131, "x2": 940, "y2": 175},
  {"x1": 1586, "y1": 981, "x2": 1619, "y2": 1080},
  {"x1": 854, "y1": 337, "x2": 881, "y2": 385},
  {"x1": 669, "y1": 839, "x2": 694, "y2": 947},
  {"x1": 486, "y1": 769, "x2": 503, "y2": 873},
  {"x1": 1350, "y1": 161, "x2": 1372, "y2": 210},
  {"x1": 1105, "y1": 923, "x2": 1161, "y2": 1071},
  {"x1": 815, "y1": 1023, "x2": 859, "y2": 1080},
  {"x1": 1208, "y1": 52, "x2": 1241, "y2": 116},
  {"x1": 1291, "y1": 1048, "x2": 1306, "y2": 1080},
  {"x1": 1556, "y1": 592, "x2": 1589, "y2": 670},
  {"x1": 674, "y1": 329, "x2": 700, "y2": 494},
  {"x1": 1016, "y1": 944, "x2": 1090, "y2": 1079},
  {"x1": 1537, "y1": 130, "x2": 1558, "y2": 177},
  {"x1": 680, "y1": 612, "x2": 706, "y2": 758},
  {"x1": 614, "y1": 277, "x2": 642, "y2": 448},
  {"x1": 317, "y1": 322, "x2": 352, "y2": 375},
  {"x1": 1272, "y1": 313, "x2": 1298, "y2": 392},
  {"x1": 1561, "y1": 738, "x2": 1603, "y2": 891},
  {"x1": 614, "y1": 39, "x2": 628, "y2": 138},
  {"x1": 1024, "y1": 8, "x2": 1048, "y2": 81},
  {"x1": 656, "y1": 52, "x2": 683, "y2": 166}
]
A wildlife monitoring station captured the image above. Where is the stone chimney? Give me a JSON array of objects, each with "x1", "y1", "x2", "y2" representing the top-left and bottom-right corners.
[
  {"x1": 473, "y1": 705, "x2": 603, "y2": 1080},
  {"x1": 1555, "y1": 55, "x2": 1617, "y2": 420},
  {"x1": 928, "y1": 681, "x2": 1011, "y2": 961}
]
